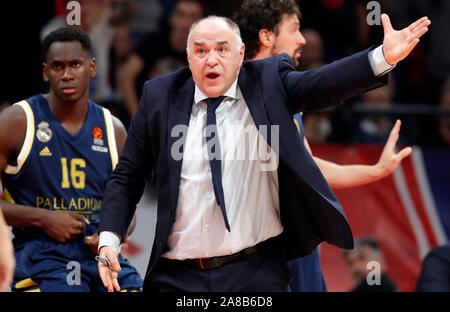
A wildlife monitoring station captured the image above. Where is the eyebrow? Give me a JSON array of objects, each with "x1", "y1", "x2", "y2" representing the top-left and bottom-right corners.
[
  {"x1": 193, "y1": 40, "x2": 230, "y2": 47},
  {"x1": 50, "y1": 57, "x2": 85, "y2": 63}
]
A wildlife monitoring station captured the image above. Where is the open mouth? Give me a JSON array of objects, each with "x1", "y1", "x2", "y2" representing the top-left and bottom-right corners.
[{"x1": 206, "y1": 73, "x2": 220, "y2": 80}]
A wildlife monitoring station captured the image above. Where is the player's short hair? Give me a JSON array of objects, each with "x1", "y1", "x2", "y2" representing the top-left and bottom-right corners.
[
  {"x1": 234, "y1": 0, "x2": 301, "y2": 60},
  {"x1": 42, "y1": 27, "x2": 92, "y2": 60}
]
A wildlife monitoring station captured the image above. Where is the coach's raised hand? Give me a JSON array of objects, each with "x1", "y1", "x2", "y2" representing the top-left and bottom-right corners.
[{"x1": 382, "y1": 14, "x2": 431, "y2": 66}]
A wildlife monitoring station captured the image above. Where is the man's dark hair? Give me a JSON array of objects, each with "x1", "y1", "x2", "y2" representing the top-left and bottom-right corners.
[
  {"x1": 42, "y1": 27, "x2": 92, "y2": 60},
  {"x1": 234, "y1": 0, "x2": 301, "y2": 60}
]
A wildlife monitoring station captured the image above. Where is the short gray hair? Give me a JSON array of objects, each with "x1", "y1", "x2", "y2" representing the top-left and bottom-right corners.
[{"x1": 186, "y1": 15, "x2": 244, "y2": 53}]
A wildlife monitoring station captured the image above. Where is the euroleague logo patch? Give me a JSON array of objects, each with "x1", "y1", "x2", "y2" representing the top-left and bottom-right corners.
[
  {"x1": 92, "y1": 126, "x2": 108, "y2": 153},
  {"x1": 92, "y1": 126, "x2": 103, "y2": 140}
]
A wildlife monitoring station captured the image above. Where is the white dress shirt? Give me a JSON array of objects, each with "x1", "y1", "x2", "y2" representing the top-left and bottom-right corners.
[
  {"x1": 99, "y1": 45, "x2": 394, "y2": 256},
  {"x1": 163, "y1": 79, "x2": 282, "y2": 259}
]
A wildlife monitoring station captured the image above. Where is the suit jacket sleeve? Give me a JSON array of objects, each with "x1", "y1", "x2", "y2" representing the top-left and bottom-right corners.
[
  {"x1": 99, "y1": 81, "x2": 155, "y2": 241},
  {"x1": 278, "y1": 48, "x2": 388, "y2": 115}
]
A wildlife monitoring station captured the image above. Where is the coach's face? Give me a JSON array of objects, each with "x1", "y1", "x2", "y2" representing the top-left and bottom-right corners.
[{"x1": 187, "y1": 18, "x2": 245, "y2": 98}]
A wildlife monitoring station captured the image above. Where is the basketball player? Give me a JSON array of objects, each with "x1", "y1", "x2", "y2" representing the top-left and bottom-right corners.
[{"x1": 0, "y1": 27, "x2": 143, "y2": 292}]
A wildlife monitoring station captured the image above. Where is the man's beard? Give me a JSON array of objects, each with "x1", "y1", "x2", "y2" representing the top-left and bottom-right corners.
[
  {"x1": 271, "y1": 45, "x2": 302, "y2": 67},
  {"x1": 292, "y1": 47, "x2": 302, "y2": 68}
]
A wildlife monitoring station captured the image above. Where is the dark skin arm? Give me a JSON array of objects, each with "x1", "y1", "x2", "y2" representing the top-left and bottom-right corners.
[{"x1": 0, "y1": 105, "x2": 87, "y2": 243}]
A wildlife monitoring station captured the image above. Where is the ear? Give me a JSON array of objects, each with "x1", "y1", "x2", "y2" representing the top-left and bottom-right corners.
[
  {"x1": 186, "y1": 47, "x2": 191, "y2": 61},
  {"x1": 42, "y1": 63, "x2": 49, "y2": 82},
  {"x1": 89, "y1": 58, "x2": 97, "y2": 78},
  {"x1": 187, "y1": 49, "x2": 193, "y2": 71},
  {"x1": 258, "y1": 29, "x2": 274, "y2": 48},
  {"x1": 239, "y1": 43, "x2": 246, "y2": 66}
]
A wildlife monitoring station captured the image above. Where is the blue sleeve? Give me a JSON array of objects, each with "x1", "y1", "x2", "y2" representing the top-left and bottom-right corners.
[
  {"x1": 279, "y1": 49, "x2": 388, "y2": 115},
  {"x1": 288, "y1": 248, "x2": 327, "y2": 292}
]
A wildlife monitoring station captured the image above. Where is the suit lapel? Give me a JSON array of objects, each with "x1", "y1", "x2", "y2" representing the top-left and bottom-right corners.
[
  {"x1": 167, "y1": 77, "x2": 194, "y2": 211},
  {"x1": 238, "y1": 66, "x2": 272, "y2": 146},
  {"x1": 239, "y1": 62, "x2": 322, "y2": 192}
]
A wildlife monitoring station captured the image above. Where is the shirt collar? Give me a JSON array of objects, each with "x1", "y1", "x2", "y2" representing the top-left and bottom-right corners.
[{"x1": 194, "y1": 78, "x2": 239, "y2": 105}]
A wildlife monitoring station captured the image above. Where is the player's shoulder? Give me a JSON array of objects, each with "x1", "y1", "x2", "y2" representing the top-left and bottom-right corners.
[
  {"x1": 87, "y1": 98, "x2": 106, "y2": 112},
  {"x1": 87, "y1": 100, "x2": 126, "y2": 133},
  {"x1": 111, "y1": 114, "x2": 127, "y2": 136},
  {"x1": 0, "y1": 98, "x2": 34, "y2": 154},
  {"x1": 0, "y1": 94, "x2": 47, "y2": 132},
  {"x1": 0, "y1": 99, "x2": 31, "y2": 131}
]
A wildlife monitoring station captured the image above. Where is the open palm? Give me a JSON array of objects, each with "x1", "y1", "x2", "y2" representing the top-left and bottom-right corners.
[{"x1": 382, "y1": 14, "x2": 431, "y2": 65}]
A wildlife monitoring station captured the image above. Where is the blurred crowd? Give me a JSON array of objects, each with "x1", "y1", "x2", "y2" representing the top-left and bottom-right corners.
[{"x1": 1, "y1": 0, "x2": 449, "y2": 147}]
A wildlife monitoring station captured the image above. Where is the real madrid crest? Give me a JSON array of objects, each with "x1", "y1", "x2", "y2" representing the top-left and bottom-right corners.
[{"x1": 36, "y1": 121, "x2": 53, "y2": 143}]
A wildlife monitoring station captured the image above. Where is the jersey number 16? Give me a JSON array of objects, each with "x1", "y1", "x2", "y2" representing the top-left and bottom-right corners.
[{"x1": 61, "y1": 157, "x2": 86, "y2": 189}]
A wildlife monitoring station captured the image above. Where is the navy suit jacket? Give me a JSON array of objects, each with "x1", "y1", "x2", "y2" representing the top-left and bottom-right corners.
[
  {"x1": 416, "y1": 244, "x2": 450, "y2": 292},
  {"x1": 99, "y1": 50, "x2": 387, "y2": 283}
]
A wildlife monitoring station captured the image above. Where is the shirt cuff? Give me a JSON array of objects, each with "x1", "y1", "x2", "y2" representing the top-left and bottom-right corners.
[
  {"x1": 98, "y1": 231, "x2": 122, "y2": 254},
  {"x1": 368, "y1": 45, "x2": 395, "y2": 77}
]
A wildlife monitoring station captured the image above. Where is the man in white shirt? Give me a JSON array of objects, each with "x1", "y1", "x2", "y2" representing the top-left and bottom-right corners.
[{"x1": 97, "y1": 14, "x2": 430, "y2": 292}]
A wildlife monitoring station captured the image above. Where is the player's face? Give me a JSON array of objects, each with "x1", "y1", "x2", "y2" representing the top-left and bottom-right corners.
[
  {"x1": 43, "y1": 41, "x2": 96, "y2": 103},
  {"x1": 187, "y1": 19, "x2": 245, "y2": 98},
  {"x1": 271, "y1": 14, "x2": 306, "y2": 67}
]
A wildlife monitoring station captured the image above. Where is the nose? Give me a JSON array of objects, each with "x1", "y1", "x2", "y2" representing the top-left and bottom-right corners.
[
  {"x1": 205, "y1": 51, "x2": 219, "y2": 67},
  {"x1": 62, "y1": 66, "x2": 74, "y2": 80},
  {"x1": 298, "y1": 31, "x2": 307, "y2": 47}
]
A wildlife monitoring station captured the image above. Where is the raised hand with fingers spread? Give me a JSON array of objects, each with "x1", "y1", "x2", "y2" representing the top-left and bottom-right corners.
[
  {"x1": 382, "y1": 14, "x2": 431, "y2": 66},
  {"x1": 375, "y1": 119, "x2": 413, "y2": 178}
]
